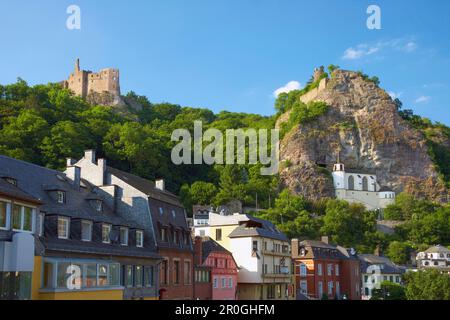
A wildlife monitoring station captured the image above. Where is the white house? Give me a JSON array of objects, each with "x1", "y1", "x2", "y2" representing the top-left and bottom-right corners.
[
  {"x1": 332, "y1": 163, "x2": 396, "y2": 210},
  {"x1": 416, "y1": 245, "x2": 450, "y2": 272}
]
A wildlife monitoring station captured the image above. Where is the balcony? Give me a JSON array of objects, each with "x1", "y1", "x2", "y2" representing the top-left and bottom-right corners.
[{"x1": 261, "y1": 249, "x2": 291, "y2": 257}]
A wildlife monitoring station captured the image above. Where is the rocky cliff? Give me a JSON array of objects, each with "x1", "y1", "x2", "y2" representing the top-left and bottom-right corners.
[{"x1": 277, "y1": 69, "x2": 449, "y2": 202}]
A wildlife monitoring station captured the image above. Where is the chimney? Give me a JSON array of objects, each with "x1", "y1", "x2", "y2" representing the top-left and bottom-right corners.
[
  {"x1": 98, "y1": 158, "x2": 107, "y2": 172},
  {"x1": 291, "y1": 238, "x2": 300, "y2": 258},
  {"x1": 66, "y1": 158, "x2": 76, "y2": 166},
  {"x1": 374, "y1": 245, "x2": 381, "y2": 256},
  {"x1": 194, "y1": 236, "x2": 203, "y2": 265},
  {"x1": 75, "y1": 58, "x2": 80, "y2": 72},
  {"x1": 321, "y1": 236, "x2": 329, "y2": 244},
  {"x1": 155, "y1": 179, "x2": 165, "y2": 191},
  {"x1": 66, "y1": 166, "x2": 81, "y2": 189},
  {"x1": 84, "y1": 150, "x2": 96, "y2": 164}
]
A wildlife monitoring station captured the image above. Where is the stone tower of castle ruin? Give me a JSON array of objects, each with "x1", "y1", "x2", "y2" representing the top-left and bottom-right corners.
[{"x1": 62, "y1": 59, "x2": 121, "y2": 105}]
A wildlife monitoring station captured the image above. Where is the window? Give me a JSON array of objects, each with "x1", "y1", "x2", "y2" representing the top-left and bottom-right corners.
[
  {"x1": 174, "y1": 260, "x2": 180, "y2": 284},
  {"x1": 184, "y1": 261, "x2": 191, "y2": 285},
  {"x1": 267, "y1": 285, "x2": 275, "y2": 299},
  {"x1": 228, "y1": 277, "x2": 233, "y2": 288},
  {"x1": 221, "y1": 277, "x2": 226, "y2": 288},
  {"x1": 160, "y1": 228, "x2": 167, "y2": 242},
  {"x1": 348, "y1": 175, "x2": 355, "y2": 190},
  {"x1": 362, "y1": 177, "x2": 368, "y2": 191},
  {"x1": 57, "y1": 191, "x2": 65, "y2": 204},
  {"x1": 252, "y1": 240, "x2": 258, "y2": 252},
  {"x1": 300, "y1": 263, "x2": 307, "y2": 276},
  {"x1": 102, "y1": 224, "x2": 111, "y2": 243},
  {"x1": 0, "y1": 201, "x2": 8, "y2": 229},
  {"x1": 12, "y1": 205, "x2": 21, "y2": 230},
  {"x1": 81, "y1": 220, "x2": 92, "y2": 241},
  {"x1": 318, "y1": 281, "x2": 323, "y2": 298},
  {"x1": 98, "y1": 264, "x2": 109, "y2": 286},
  {"x1": 335, "y1": 264, "x2": 340, "y2": 276},
  {"x1": 144, "y1": 266, "x2": 154, "y2": 287},
  {"x1": 4, "y1": 177, "x2": 17, "y2": 186},
  {"x1": 327, "y1": 264, "x2": 333, "y2": 276},
  {"x1": 38, "y1": 213, "x2": 44, "y2": 236},
  {"x1": 213, "y1": 276, "x2": 218, "y2": 288},
  {"x1": 57, "y1": 217, "x2": 70, "y2": 239},
  {"x1": 317, "y1": 263, "x2": 323, "y2": 276},
  {"x1": 125, "y1": 265, "x2": 134, "y2": 287},
  {"x1": 173, "y1": 231, "x2": 179, "y2": 245},
  {"x1": 120, "y1": 227, "x2": 128, "y2": 246},
  {"x1": 215, "y1": 228, "x2": 222, "y2": 241},
  {"x1": 263, "y1": 264, "x2": 268, "y2": 274},
  {"x1": 336, "y1": 282, "x2": 340, "y2": 296},
  {"x1": 171, "y1": 209, "x2": 176, "y2": 218},
  {"x1": 136, "y1": 230, "x2": 144, "y2": 247},
  {"x1": 160, "y1": 259, "x2": 168, "y2": 285},
  {"x1": 95, "y1": 200, "x2": 102, "y2": 212},
  {"x1": 135, "y1": 266, "x2": 143, "y2": 287},
  {"x1": 300, "y1": 280, "x2": 307, "y2": 295},
  {"x1": 328, "y1": 281, "x2": 334, "y2": 295},
  {"x1": 159, "y1": 207, "x2": 164, "y2": 215}
]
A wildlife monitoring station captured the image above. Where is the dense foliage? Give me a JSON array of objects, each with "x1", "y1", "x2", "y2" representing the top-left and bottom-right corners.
[{"x1": 403, "y1": 269, "x2": 450, "y2": 300}]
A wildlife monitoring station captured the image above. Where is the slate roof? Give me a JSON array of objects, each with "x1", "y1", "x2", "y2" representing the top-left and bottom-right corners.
[
  {"x1": 358, "y1": 254, "x2": 404, "y2": 274},
  {"x1": 107, "y1": 166, "x2": 181, "y2": 207},
  {"x1": 379, "y1": 186, "x2": 394, "y2": 192},
  {"x1": 228, "y1": 214, "x2": 289, "y2": 241},
  {"x1": 200, "y1": 237, "x2": 232, "y2": 263},
  {"x1": 0, "y1": 155, "x2": 159, "y2": 259},
  {"x1": 298, "y1": 240, "x2": 351, "y2": 260},
  {"x1": 0, "y1": 177, "x2": 42, "y2": 204},
  {"x1": 345, "y1": 168, "x2": 377, "y2": 175}
]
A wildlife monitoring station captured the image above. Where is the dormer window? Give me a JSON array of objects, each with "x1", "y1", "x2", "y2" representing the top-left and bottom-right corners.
[
  {"x1": 102, "y1": 224, "x2": 111, "y2": 244},
  {"x1": 4, "y1": 177, "x2": 17, "y2": 186},
  {"x1": 57, "y1": 191, "x2": 66, "y2": 204},
  {"x1": 159, "y1": 207, "x2": 164, "y2": 215},
  {"x1": 171, "y1": 209, "x2": 176, "y2": 218},
  {"x1": 136, "y1": 230, "x2": 144, "y2": 248},
  {"x1": 95, "y1": 200, "x2": 102, "y2": 212},
  {"x1": 160, "y1": 227, "x2": 167, "y2": 242},
  {"x1": 120, "y1": 227, "x2": 128, "y2": 246}
]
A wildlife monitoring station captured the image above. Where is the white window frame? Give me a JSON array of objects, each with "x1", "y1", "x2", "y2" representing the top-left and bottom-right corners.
[
  {"x1": 213, "y1": 276, "x2": 218, "y2": 288},
  {"x1": 12, "y1": 204, "x2": 35, "y2": 233},
  {"x1": 102, "y1": 224, "x2": 111, "y2": 244},
  {"x1": 228, "y1": 277, "x2": 233, "y2": 288},
  {"x1": 57, "y1": 191, "x2": 65, "y2": 204},
  {"x1": 81, "y1": 220, "x2": 93, "y2": 242},
  {"x1": 317, "y1": 263, "x2": 323, "y2": 276},
  {"x1": 38, "y1": 212, "x2": 45, "y2": 236},
  {"x1": 327, "y1": 264, "x2": 333, "y2": 276},
  {"x1": 57, "y1": 216, "x2": 70, "y2": 239},
  {"x1": 136, "y1": 230, "x2": 144, "y2": 248},
  {"x1": 120, "y1": 227, "x2": 129, "y2": 246},
  {"x1": 335, "y1": 264, "x2": 340, "y2": 276},
  {"x1": 300, "y1": 263, "x2": 307, "y2": 276},
  {"x1": 328, "y1": 281, "x2": 334, "y2": 295},
  {"x1": 0, "y1": 200, "x2": 11, "y2": 230}
]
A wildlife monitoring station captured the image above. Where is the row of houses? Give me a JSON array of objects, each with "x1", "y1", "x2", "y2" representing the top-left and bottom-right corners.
[{"x1": 1, "y1": 150, "x2": 445, "y2": 300}]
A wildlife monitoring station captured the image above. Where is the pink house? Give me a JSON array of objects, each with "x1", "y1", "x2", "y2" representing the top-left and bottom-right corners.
[{"x1": 194, "y1": 236, "x2": 238, "y2": 300}]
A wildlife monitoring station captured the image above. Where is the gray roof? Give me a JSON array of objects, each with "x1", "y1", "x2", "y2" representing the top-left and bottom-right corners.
[
  {"x1": 425, "y1": 245, "x2": 450, "y2": 254},
  {"x1": 0, "y1": 155, "x2": 158, "y2": 259},
  {"x1": 298, "y1": 240, "x2": 353, "y2": 260},
  {"x1": 379, "y1": 186, "x2": 394, "y2": 192},
  {"x1": 358, "y1": 254, "x2": 404, "y2": 274},
  {"x1": 107, "y1": 166, "x2": 182, "y2": 207},
  {"x1": 228, "y1": 214, "x2": 289, "y2": 241},
  {"x1": 0, "y1": 177, "x2": 42, "y2": 204},
  {"x1": 200, "y1": 237, "x2": 232, "y2": 263}
]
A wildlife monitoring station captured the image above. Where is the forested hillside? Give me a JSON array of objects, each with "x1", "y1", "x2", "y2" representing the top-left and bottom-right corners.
[{"x1": 0, "y1": 76, "x2": 449, "y2": 256}]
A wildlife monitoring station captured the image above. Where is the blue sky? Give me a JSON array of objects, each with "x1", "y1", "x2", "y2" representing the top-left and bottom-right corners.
[{"x1": 1, "y1": 0, "x2": 449, "y2": 124}]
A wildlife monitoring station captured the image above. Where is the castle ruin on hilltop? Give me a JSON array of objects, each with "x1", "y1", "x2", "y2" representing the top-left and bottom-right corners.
[{"x1": 62, "y1": 59, "x2": 122, "y2": 105}]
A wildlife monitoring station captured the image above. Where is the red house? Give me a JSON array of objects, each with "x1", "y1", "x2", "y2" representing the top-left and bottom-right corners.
[
  {"x1": 291, "y1": 237, "x2": 361, "y2": 300},
  {"x1": 194, "y1": 236, "x2": 238, "y2": 300}
]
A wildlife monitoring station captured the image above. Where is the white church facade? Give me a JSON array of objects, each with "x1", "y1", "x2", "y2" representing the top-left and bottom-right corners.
[{"x1": 331, "y1": 163, "x2": 396, "y2": 210}]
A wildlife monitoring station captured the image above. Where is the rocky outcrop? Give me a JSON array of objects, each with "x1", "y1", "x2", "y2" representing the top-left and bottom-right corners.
[{"x1": 278, "y1": 69, "x2": 449, "y2": 202}]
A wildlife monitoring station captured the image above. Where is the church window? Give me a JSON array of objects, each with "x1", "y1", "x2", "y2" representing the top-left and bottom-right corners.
[
  {"x1": 348, "y1": 176, "x2": 355, "y2": 190},
  {"x1": 362, "y1": 177, "x2": 368, "y2": 191}
]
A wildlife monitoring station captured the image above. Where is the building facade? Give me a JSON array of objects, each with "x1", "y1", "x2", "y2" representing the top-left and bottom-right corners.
[
  {"x1": 0, "y1": 155, "x2": 161, "y2": 300},
  {"x1": 332, "y1": 163, "x2": 396, "y2": 210},
  {"x1": 416, "y1": 245, "x2": 450, "y2": 273},
  {"x1": 358, "y1": 254, "x2": 404, "y2": 300},
  {"x1": 72, "y1": 150, "x2": 194, "y2": 300},
  {"x1": 196, "y1": 212, "x2": 294, "y2": 300},
  {"x1": 0, "y1": 178, "x2": 42, "y2": 299},
  {"x1": 291, "y1": 238, "x2": 361, "y2": 300},
  {"x1": 193, "y1": 236, "x2": 238, "y2": 300},
  {"x1": 62, "y1": 59, "x2": 121, "y2": 105}
]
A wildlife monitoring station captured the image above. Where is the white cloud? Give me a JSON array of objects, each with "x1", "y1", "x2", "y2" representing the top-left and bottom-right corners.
[
  {"x1": 415, "y1": 96, "x2": 430, "y2": 103},
  {"x1": 273, "y1": 81, "x2": 302, "y2": 97},
  {"x1": 342, "y1": 37, "x2": 418, "y2": 60},
  {"x1": 388, "y1": 91, "x2": 403, "y2": 100}
]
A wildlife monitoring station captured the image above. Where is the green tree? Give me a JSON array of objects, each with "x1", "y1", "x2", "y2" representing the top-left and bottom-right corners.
[
  {"x1": 386, "y1": 241, "x2": 412, "y2": 265},
  {"x1": 371, "y1": 281, "x2": 406, "y2": 300},
  {"x1": 403, "y1": 269, "x2": 450, "y2": 300}
]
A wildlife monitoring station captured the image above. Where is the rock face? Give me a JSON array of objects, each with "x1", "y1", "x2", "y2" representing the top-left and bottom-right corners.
[{"x1": 278, "y1": 70, "x2": 448, "y2": 202}]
